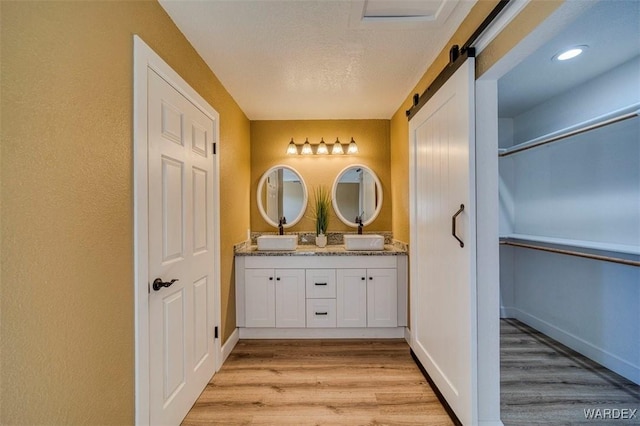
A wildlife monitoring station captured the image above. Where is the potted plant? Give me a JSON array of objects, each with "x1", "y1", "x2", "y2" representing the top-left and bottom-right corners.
[{"x1": 312, "y1": 185, "x2": 331, "y2": 247}]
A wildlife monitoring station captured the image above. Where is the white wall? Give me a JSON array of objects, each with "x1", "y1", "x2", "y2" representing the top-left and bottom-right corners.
[
  {"x1": 499, "y1": 55, "x2": 640, "y2": 384},
  {"x1": 511, "y1": 56, "x2": 640, "y2": 144}
]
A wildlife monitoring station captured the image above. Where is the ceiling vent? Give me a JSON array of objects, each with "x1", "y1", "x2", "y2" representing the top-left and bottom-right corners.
[{"x1": 353, "y1": 0, "x2": 458, "y2": 24}]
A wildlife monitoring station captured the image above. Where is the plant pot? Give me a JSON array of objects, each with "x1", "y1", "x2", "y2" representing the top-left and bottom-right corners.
[{"x1": 316, "y1": 233, "x2": 327, "y2": 248}]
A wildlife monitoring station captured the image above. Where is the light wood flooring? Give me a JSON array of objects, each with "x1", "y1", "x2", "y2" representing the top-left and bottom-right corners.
[
  {"x1": 182, "y1": 339, "x2": 453, "y2": 425},
  {"x1": 501, "y1": 319, "x2": 640, "y2": 425}
]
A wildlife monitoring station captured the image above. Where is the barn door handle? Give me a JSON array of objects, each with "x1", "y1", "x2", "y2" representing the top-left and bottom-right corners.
[
  {"x1": 452, "y1": 204, "x2": 465, "y2": 248},
  {"x1": 152, "y1": 278, "x2": 178, "y2": 291}
]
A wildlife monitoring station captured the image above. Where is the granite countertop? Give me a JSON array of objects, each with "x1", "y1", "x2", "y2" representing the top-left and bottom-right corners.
[{"x1": 235, "y1": 244, "x2": 407, "y2": 256}]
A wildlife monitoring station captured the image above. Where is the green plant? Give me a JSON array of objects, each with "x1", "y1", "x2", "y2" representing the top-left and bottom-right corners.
[{"x1": 312, "y1": 186, "x2": 331, "y2": 236}]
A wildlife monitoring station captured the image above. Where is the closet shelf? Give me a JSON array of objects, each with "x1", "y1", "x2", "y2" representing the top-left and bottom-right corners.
[
  {"x1": 499, "y1": 103, "x2": 640, "y2": 157},
  {"x1": 500, "y1": 234, "x2": 640, "y2": 255},
  {"x1": 500, "y1": 234, "x2": 640, "y2": 267}
]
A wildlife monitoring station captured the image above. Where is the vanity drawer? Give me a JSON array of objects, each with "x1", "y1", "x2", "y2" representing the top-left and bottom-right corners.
[
  {"x1": 306, "y1": 299, "x2": 336, "y2": 328},
  {"x1": 305, "y1": 269, "x2": 336, "y2": 298}
]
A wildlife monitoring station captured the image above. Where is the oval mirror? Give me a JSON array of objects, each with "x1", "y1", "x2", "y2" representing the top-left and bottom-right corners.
[
  {"x1": 332, "y1": 164, "x2": 383, "y2": 227},
  {"x1": 257, "y1": 165, "x2": 308, "y2": 228}
]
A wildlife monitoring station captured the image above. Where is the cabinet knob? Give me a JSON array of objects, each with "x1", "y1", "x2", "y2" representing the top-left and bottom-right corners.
[
  {"x1": 269, "y1": 277, "x2": 273, "y2": 281},
  {"x1": 276, "y1": 277, "x2": 281, "y2": 281},
  {"x1": 361, "y1": 277, "x2": 365, "y2": 281},
  {"x1": 369, "y1": 276, "x2": 373, "y2": 280}
]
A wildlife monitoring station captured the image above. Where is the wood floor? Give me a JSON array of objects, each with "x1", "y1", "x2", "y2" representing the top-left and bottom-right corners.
[
  {"x1": 501, "y1": 319, "x2": 640, "y2": 425},
  {"x1": 182, "y1": 339, "x2": 453, "y2": 425}
]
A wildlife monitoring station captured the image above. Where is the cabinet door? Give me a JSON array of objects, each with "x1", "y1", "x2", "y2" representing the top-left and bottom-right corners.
[
  {"x1": 305, "y1": 269, "x2": 336, "y2": 298},
  {"x1": 275, "y1": 269, "x2": 306, "y2": 328},
  {"x1": 336, "y1": 269, "x2": 367, "y2": 327},
  {"x1": 245, "y1": 269, "x2": 275, "y2": 327},
  {"x1": 367, "y1": 268, "x2": 397, "y2": 327}
]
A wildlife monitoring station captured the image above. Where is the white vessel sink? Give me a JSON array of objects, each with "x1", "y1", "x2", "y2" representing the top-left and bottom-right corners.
[
  {"x1": 343, "y1": 234, "x2": 385, "y2": 251},
  {"x1": 257, "y1": 235, "x2": 297, "y2": 251}
]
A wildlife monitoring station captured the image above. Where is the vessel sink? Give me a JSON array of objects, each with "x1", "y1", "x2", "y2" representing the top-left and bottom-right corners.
[
  {"x1": 257, "y1": 235, "x2": 297, "y2": 251},
  {"x1": 343, "y1": 234, "x2": 385, "y2": 251}
]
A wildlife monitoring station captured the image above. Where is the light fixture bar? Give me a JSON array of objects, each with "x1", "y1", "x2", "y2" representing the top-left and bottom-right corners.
[{"x1": 285, "y1": 137, "x2": 358, "y2": 155}]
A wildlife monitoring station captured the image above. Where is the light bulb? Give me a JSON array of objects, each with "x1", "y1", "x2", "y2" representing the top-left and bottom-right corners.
[
  {"x1": 347, "y1": 137, "x2": 358, "y2": 154},
  {"x1": 301, "y1": 138, "x2": 313, "y2": 155},
  {"x1": 317, "y1": 138, "x2": 329, "y2": 155},
  {"x1": 332, "y1": 138, "x2": 344, "y2": 155},
  {"x1": 286, "y1": 138, "x2": 297, "y2": 155},
  {"x1": 554, "y1": 45, "x2": 588, "y2": 61}
]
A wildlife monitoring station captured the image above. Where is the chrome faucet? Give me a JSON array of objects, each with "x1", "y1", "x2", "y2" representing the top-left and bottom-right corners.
[
  {"x1": 355, "y1": 216, "x2": 363, "y2": 235},
  {"x1": 278, "y1": 217, "x2": 286, "y2": 235}
]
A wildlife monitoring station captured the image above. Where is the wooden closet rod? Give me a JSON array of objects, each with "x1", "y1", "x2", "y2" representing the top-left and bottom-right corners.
[
  {"x1": 499, "y1": 109, "x2": 639, "y2": 157},
  {"x1": 500, "y1": 240, "x2": 640, "y2": 267}
]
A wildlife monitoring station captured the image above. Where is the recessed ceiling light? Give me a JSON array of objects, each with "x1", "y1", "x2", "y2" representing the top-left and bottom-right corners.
[{"x1": 554, "y1": 45, "x2": 588, "y2": 61}]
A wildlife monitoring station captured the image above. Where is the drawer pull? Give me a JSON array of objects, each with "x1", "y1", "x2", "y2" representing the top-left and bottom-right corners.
[
  {"x1": 315, "y1": 282, "x2": 327, "y2": 286},
  {"x1": 315, "y1": 312, "x2": 328, "y2": 316}
]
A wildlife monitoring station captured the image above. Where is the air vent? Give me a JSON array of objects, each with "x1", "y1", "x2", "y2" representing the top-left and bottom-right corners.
[{"x1": 362, "y1": 0, "x2": 449, "y2": 22}]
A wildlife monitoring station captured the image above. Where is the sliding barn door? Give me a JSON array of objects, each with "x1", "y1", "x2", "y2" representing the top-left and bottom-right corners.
[{"x1": 409, "y1": 58, "x2": 477, "y2": 425}]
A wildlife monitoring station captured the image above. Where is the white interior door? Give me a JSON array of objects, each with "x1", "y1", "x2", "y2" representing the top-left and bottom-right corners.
[
  {"x1": 147, "y1": 69, "x2": 217, "y2": 425},
  {"x1": 409, "y1": 58, "x2": 477, "y2": 425}
]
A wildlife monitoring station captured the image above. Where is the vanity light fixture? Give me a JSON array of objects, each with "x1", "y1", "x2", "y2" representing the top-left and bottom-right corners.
[
  {"x1": 286, "y1": 137, "x2": 358, "y2": 155},
  {"x1": 554, "y1": 45, "x2": 588, "y2": 61},
  {"x1": 332, "y1": 138, "x2": 344, "y2": 155},
  {"x1": 316, "y1": 137, "x2": 329, "y2": 155},
  {"x1": 347, "y1": 137, "x2": 359, "y2": 154},
  {"x1": 301, "y1": 138, "x2": 313, "y2": 155},
  {"x1": 286, "y1": 138, "x2": 298, "y2": 155}
]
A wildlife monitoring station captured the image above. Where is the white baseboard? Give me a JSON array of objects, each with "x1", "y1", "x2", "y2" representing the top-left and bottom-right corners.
[
  {"x1": 404, "y1": 326, "x2": 412, "y2": 345},
  {"x1": 238, "y1": 327, "x2": 405, "y2": 339},
  {"x1": 221, "y1": 328, "x2": 239, "y2": 366},
  {"x1": 500, "y1": 306, "x2": 517, "y2": 318},
  {"x1": 478, "y1": 421, "x2": 504, "y2": 426},
  {"x1": 511, "y1": 308, "x2": 640, "y2": 385}
]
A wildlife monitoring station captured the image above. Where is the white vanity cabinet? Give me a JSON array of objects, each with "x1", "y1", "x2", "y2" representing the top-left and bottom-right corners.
[
  {"x1": 365, "y1": 268, "x2": 397, "y2": 328},
  {"x1": 306, "y1": 269, "x2": 337, "y2": 328},
  {"x1": 336, "y1": 269, "x2": 367, "y2": 327},
  {"x1": 236, "y1": 253, "x2": 408, "y2": 338},
  {"x1": 335, "y1": 268, "x2": 397, "y2": 327},
  {"x1": 244, "y1": 268, "x2": 276, "y2": 327},
  {"x1": 244, "y1": 268, "x2": 305, "y2": 328}
]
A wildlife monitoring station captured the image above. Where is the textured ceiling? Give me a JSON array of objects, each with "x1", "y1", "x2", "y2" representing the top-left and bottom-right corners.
[{"x1": 158, "y1": 0, "x2": 476, "y2": 120}]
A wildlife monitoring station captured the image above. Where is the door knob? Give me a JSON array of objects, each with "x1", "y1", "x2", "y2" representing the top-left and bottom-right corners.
[{"x1": 152, "y1": 278, "x2": 178, "y2": 291}]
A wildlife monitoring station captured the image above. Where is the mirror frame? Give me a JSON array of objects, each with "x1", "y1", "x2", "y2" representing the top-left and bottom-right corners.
[
  {"x1": 331, "y1": 164, "x2": 383, "y2": 227},
  {"x1": 257, "y1": 165, "x2": 308, "y2": 228}
]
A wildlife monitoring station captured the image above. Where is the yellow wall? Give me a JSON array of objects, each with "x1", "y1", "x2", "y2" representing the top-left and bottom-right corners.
[
  {"x1": 0, "y1": 1, "x2": 250, "y2": 424},
  {"x1": 389, "y1": 0, "x2": 563, "y2": 244},
  {"x1": 250, "y1": 120, "x2": 391, "y2": 233}
]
